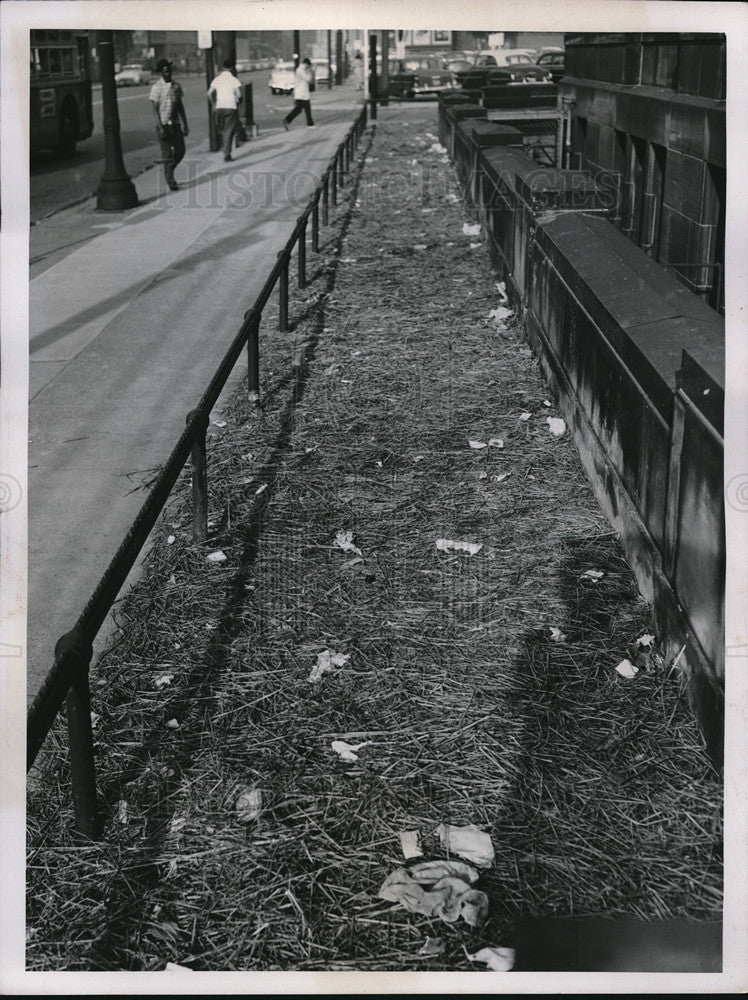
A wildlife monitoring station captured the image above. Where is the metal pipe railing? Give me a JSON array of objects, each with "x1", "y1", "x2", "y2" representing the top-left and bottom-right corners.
[{"x1": 27, "y1": 106, "x2": 370, "y2": 837}]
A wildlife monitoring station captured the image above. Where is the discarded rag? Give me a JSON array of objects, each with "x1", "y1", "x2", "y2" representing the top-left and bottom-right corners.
[{"x1": 378, "y1": 861, "x2": 488, "y2": 928}]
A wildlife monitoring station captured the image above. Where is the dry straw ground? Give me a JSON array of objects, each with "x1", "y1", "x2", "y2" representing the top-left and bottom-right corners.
[{"x1": 27, "y1": 112, "x2": 722, "y2": 972}]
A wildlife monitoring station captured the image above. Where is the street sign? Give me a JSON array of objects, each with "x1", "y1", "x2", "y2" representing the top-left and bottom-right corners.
[{"x1": 197, "y1": 31, "x2": 212, "y2": 50}]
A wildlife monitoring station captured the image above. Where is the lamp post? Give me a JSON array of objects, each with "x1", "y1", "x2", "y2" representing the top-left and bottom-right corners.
[
  {"x1": 202, "y1": 33, "x2": 220, "y2": 152},
  {"x1": 327, "y1": 30, "x2": 333, "y2": 89},
  {"x1": 95, "y1": 30, "x2": 138, "y2": 211}
]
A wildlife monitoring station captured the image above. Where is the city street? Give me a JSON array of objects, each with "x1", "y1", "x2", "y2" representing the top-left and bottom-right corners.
[
  {"x1": 30, "y1": 67, "x2": 341, "y2": 222},
  {"x1": 28, "y1": 82, "x2": 362, "y2": 702}
]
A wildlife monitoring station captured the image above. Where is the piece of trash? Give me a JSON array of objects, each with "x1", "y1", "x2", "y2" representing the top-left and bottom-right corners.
[
  {"x1": 478, "y1": 471, "x2": 488, "y2": 480},
  {"x1": 429, "y1": 142, "x2": 447, "y2": 154},
  {"x1": 90, "y1": 711, "x2": 100, "y2": 729},
  {"x1": 308, "y1": 649, "x2": 350, "y2": 683},
  {"x1": 469, "y1": 439, "x2": 487, "y2": 449},
  {"x1": 436, "y1": 823, "x2": 495, "y2": 868},
  {"x1": 331, "y1": 739, "x2": 371, "y2": 762},
  {"x1": 495, "y1": 280, "x2": 508, "y2": 301},
  {"x1": 419, "y1": 936, "x2": 446, "y2": 957},
  {"x1": 333, "y1": 530, "x2": 363, "y2": 556},
  {"x1": 206, "y1": 550, "x2": 227, "y2": 563},
  {"x1": 117, "y1": 800, "x2": 128, "y2": 825},
  {"x1": 581, "y1": 569, "x2": 605, "y2": 582},
  {"x1": 543, "y1": 399, "x2": 552, "y2": 407},
  {"x1": 339, "y1": 258, "x2": 357, "y2": 264},
  {"x1": 379, "y1": 863, "x2": 488, "y2": 927},
  {"x1": 436, "y1": 538, "x2": 483, "y2": 556},
  {"x1": 491, "y1": 472, "x2": 511, "y2": 483},
  {"x1": 549, "y1": 626, "x2": 567, "y2": 642},
  {"x1": 616, "y1": 658, "x2": 639, "y2": 679},
  {"x1": 547, "y1": 416, "x2": 566, "y2": 437},
  {"x1": 637, "y1": 633, "x2": 655, "y2": 647},
  {"x1": 236, "y1": 786, "x2": 262, "y2": 823},
  {"x1": 408, "y1": 859, "x2": 479, "y2": 884},
  {"x1": 166, "y1": 718, "x2": 179, "y2": 730},
  {"x1": 155, "y1": 673, "x2": 174, "y2": 688},
  {"x1": 212, "y1": 420, "x2": 227, "y2": 428},
  {"x1": 467, "y1": 946, "x2": 516, "y2": 971},
  {"x1": 463, "y1": 222, "x2": 481, "y2": 237},
  {"x1": 489, "y1": 305, "x2": 513, "y2": 323},
  {"x1": 255, "y1": 483, "x2": 268, "y2": 496},
  {"x1": 164, "y1": 962, "x2": 193, "y2": 972},
  {"x1": 414, "y1": 244, "x2": 428, "y2": 250},
  {"x1": 167, "y1": 535, "x2": 176, "y2": 545},
  {"x1": 519, "y1": 411, "x2": 532, "y2": 421},
  {"x1": 399, "y1": 829, "x2": 423, "y2": 860},
  {"x1": 488, "y1": 438, "x2": 504, "y2": 449}
]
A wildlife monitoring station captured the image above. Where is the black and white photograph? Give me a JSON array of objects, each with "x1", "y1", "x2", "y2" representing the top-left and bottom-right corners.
[{"x1": 1, "y1": 0, "x2": 746, "y2": 992}]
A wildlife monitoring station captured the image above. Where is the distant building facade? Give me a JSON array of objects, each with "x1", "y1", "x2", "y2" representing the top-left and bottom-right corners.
[{"x1": 560, "y1": 33, "x2": 725, "y2": 313}]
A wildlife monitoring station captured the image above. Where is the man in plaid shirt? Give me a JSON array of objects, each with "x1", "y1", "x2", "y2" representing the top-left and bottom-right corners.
[{"x1": 149, "y1": 58, "x2": 190, "y2": 191}]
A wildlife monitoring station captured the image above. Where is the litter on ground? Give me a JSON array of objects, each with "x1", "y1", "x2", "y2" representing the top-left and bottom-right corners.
[
  {"x1": 468, "y1": 440, "x2": 487, "y2": 449},
  {"x1": 399, "y1": 829, "x2": 423, "y2": 859},
  {"x1": 235, "y1": 786, "x2": 262, "y2": 823},
  {"x1": 489, "y1": 305, "x2": 513, "y2": 324},
  {"x1": 489, "y1": 438, "x2": 505, "y2": 449},
  {"x1": 466, "y1": 945, "x2": 516, "y2": 971},
  {"x1": 333, "y1": 530, "x2": 363, "y2": 556},
  {"x1": 436, "y1": 823, "x2": 495, "y2": 868},
  {"x1": 462, "y1": 223, "x2": 481, "y2": 237},
  {"x1": 581, "y1": 569, "x2": 605, "y2": 582},
  {"x1": 206, "y1": 550, "x2": 228, "y2": 563},
  {"x1": 378, "y1": 862, "x2": 488, "y2": 927},
  {"x1": 436, "y1": 538, "x2": 483, "y2": 556},
  {"x1": 331, "y1": 739, "x2": 371, "y2": 762},
  {"x1": 419, "y1": 936, "x2": 445, "y2": 957},
  {"x1": 547, "y1": 416, "x2": 567, "y2": 437},
  {"x1": 616, "y1": 658, "x2": 639, "y2": 679},
  {"x1": 307, "y1": 649, "x2": 350, "y2": 683}
]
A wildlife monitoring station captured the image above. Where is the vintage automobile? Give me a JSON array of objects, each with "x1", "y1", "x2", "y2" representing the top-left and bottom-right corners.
[
  {"x1": 114, "y1": 64, "x2": 150, "y2": 87},
  {"x1": 454, "y1": 49, "x2": 553, "y2": 90},
  {"x1": 311, "y1": 58, "x2": 337, "y2": 85},
  {"x1": 536, "y1": 48, "x2": 565, "y2": 84},
  {"x1": 268, "y1": 60, "x2": 295, "y2": 95},
  {"x1": 386, "y1": 54, "x2": 454, "y2": 98}
]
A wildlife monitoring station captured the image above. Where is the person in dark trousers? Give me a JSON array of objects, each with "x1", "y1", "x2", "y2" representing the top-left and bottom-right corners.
[
  {"x1": 149, "y1": 58, "x2": 189, "y2": 191},
  {"x1": 283, "y1": 58, "x2": 315, "y2": 129},
  {"x1": 208, "y1": 59, "x2": 243, "y2": 161}
]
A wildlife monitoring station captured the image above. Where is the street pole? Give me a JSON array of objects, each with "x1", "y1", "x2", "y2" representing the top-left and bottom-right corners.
[
  {"x1": 204, "y1": 39, "x2": 219, "y2": 152},
  {"x1": 95, "y1": 31, "x2": 138, "y2": 211},
  {"x1": 380, "y1": 29, "x2": 390, "y2": 106},
  {"x1": 293, "y1": 30, "x2": 301, "y2": 69},
  {"x1": 327, "y1": 30, "x2": 333, "y2": 89},
  {"x1": 336, "y1": 30, "x2": 343, "y2": 85},
  {"x1": 368, "y1": 33, "x2": 378, "y2": 120}
]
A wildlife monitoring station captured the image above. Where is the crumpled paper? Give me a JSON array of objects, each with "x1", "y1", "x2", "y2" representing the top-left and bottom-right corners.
[
  {"x1": 436, "y1": 538, "x2": 483, "y2": 556},
  {"x1": 436, "y1": 823, "x2": 495, "y2": 868},
  {"x1": 467, "y1": 945, "x2": 516, "y2": 971},
  {"x1": 333, "y1": 530, "x2": 362, "y2": 556},
  {"x1": 379, "y1": 861, "x2": 488, "y2": 927},
  {"x1": 615, "y1": 658, "x2": 639, "y2": 679},
  {"x1": 331, "y1": 739, "x2": 370, "y2": 762},
  {"x1": 308, "y1": 649, "x2": 350, "y2": 683}
]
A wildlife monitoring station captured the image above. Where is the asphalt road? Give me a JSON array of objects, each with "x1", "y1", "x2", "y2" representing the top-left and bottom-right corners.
[{"x1": 30, "y1": 68, "x2": 334, "y2": 222}]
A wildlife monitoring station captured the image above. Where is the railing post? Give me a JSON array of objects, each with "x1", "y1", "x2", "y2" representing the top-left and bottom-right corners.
[
  {"x1": 245, "y1": 308, "x2": 260, "y2": 406},
  {"x1": 57, "y1": 628, "x2": 100, "y2": 839},
  {"x1": 187, "y1": 408, "x2": 210, "y2": 543},
  {"x1": 298, "y1": 217, "x2": 307, "y2": 288},
  {"x1": 331, "y1": 159, "x2": 338, "y2": 205},
  {"x1": 279, "y1": 250, "x2": 289, "y2": 331},
  {"x1": 322, "y1": 174, "x2": 330, "y2": 225},
  {"x1": 312, "y1": 198, "x2": 320, "y2": 252},
  {"x1": 338, "y1": 148, "x2": 345, "y2": 188}
]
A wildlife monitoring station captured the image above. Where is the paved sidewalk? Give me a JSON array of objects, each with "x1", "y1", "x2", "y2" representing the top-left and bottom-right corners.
[{"x1": 27, "y1": 85, "x2": 364, "y2": 700}]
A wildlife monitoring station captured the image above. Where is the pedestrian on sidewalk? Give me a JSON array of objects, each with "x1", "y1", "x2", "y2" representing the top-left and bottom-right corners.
[
  {"x1": 283, "y1": 58, "x2": 315, "y2": 130},
  {"x1": 149, "y1": 58, "x2": 189, "y2": 191},
  {"x1": 208, "y1": 59, "x2": 243, "y2": 162},
  {"x1": 353, "y1": 51, "x2": 365, "y2": 90}
]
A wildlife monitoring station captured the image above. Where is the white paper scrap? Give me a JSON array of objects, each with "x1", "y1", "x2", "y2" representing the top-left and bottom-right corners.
[
  {"x1": 206, "y1": 550, "x2": 227, "y2": 563},
  {"x1": 547, "y1": 416, "x2": 566, "y2": 437},
  {"x1": 331, "y1": 739, "x2": 371, "y2": 762},
  {"x1": 469, "y1": 439, "x2": 487, "y2": 449},
  {"x1": 308, "y1": 649, "x2": 350, "y2": 683},
  {"x1": 437, "y1": 822, "x2": 495, "y2": 867},
  {"x1": 436, "y1": 539, "x2": 483, "y2": 556},
  {"x1": 463, "y1": 222, "x2": 481, "y2": 236},
  {"x1": 399, "y1": 829, "x2": 423, "y2": 859},
  {"x1": 616, "y1": 658, "x2": 639, "y2": 679},
  {"x1": 333, "y1": 530, "x2": 363, "y2": 556},
  {"x1": 468, "y1": 946, "x2": 516, "y2": 971}
]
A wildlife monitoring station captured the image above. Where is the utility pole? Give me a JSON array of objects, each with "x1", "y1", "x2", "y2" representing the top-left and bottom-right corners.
[
  {"x1": 380, "y1": 29, "x2": 390, "y2": 106},
  {"x1": 202, "y1": 32, "x2": 219, "y2": 152},
  {"x1": 335, "y1": 30, "x2": 343, "y2": 85},
  {"x1": 293, "y1": 30, "x2": 301, "y2": 69},
  {"x1": 368, "y1": 33, "x2": 378, "y2": 120},
  {"x1": 95, "y1": 30, "x2": 138, "y2": 210},
  {"x1": 327, "y1": 30, "x2": 333, "y2": 89}
]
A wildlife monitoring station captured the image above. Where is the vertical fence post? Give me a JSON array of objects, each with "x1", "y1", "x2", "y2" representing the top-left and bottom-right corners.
[
  {"x1": 331, "y1": 159, "x2": 338, "y2": 205},
  {"x1": 245, "y1": 308, "x2": 260, "y2": 406},
  {"x1": 57, "y1": 628, "x2": 100, "y2": 838},
  {"x1": 187, "y1": 408, "x2": 210, "y2": 542},
  {"x1": 322, "y1": 174, "x2": 330, "y2": 225},
  {"x1": 312, "y1": 197, "x2": 320, "y2": 252},
  {"x1": 298, "y1": 217, "x2": 307, "y2": 288},
  {"x1": 279, "y1": 251, "x2": 289, "y2": 331}
]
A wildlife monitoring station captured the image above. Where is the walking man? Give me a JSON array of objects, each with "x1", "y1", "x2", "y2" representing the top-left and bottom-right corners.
[
  {"x1": 149, "y1": 58, "x2": 189, "y2": 191},
  {"x1": 208, "y1": 59, "x2": 243, "y2": 162},
  {"x1": 283, "y1": 58, "x2": 315, "y2": 130}
]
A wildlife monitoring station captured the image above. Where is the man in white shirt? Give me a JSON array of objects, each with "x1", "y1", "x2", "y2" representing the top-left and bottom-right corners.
[
  {"x1": 283, "y1": 58, "x2": 315, "y2": 130},
  {"x1": 208, "y1": 60, "x2": 243, "y2": 162}
]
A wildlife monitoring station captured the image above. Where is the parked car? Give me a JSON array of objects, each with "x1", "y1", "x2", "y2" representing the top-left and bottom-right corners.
[
  {"x1": 474, "y1": 48, "x2": 542, "y2": 69},
  {"x1": 441, "y1": 53, "x2": 473, "y2": 83},
  {"x1": 115, "y1": 64, "x2": 150, "y2": 87},
  {"x1": 311, "y1": 58, "x2": 337, "y2": 85},
  {"x1": 268, "y1": 60, "x2": 295, "y2": 95},
  {"x1": 454, "y1": 50, "x2": 553, "y2": 89},
  {"x1": 536, "y1": 49, "x2": 565, "y2": 84},
  {"x1": 234, "y1": 57, "x2": 253, "y2": 73},
  {"x1": 387, "y1": 53, "x2": 454, "y2": 98}
]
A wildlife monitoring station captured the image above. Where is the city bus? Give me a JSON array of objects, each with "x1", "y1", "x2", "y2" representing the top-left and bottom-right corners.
[{"x1": 30, "y1": 29, "x2": 94, "y2": 157}]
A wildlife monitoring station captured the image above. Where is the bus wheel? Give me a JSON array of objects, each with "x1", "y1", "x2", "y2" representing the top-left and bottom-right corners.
[{"x1": 58, "y1": 101, "x2": 79, "y2": 158}]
